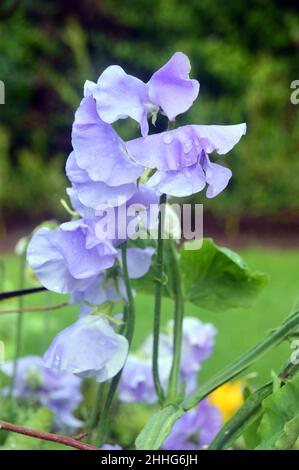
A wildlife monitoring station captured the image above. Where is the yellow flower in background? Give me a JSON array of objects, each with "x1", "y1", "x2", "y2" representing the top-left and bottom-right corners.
[{"x1": 209, "y1": 381, "x2": 244, "y2": 421}]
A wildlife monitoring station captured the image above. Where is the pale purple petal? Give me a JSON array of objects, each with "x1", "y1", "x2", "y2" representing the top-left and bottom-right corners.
[
  {"x1": 126, "y1": 124, "x2": 246, "y2": 171},
  {"x1": 72, "y1": 180, "x2": 137, "y2": 210},
  {"x1": 148, "y1": 52, "x2": 200, "y2": 121},
  {"x1": 43, "y1": 316, "x2": 128, "y2": 383},
  {"x1": 118, "y1": 247, "x2": 155, "y2": 279},
  {"x1": 147, "y1": 163, "x2": 206, "y2": 197},
  {"x1": 200, "y1": 152, "x2": 232, "y2": 198},
  {"x1": 72, "y1": 96, "x2": 143, "y2": 185},
  {"x1": 93, "y1": 65, "x2": 150, "y2": 136},
  {"x1": 27, "y1": 223, "x2": 117, "y2": 294}
]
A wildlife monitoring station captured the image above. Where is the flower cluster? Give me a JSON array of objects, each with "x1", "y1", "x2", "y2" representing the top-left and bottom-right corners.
[
  {"x1": 27, "y1": 52, "x2": 246, "y2": 386},
  {"x1": 119, "y1": 316, "x2": 221, "y2": 449},
  {"x1": 1, "y1": 356, "x2": 83, "y2": 432}
]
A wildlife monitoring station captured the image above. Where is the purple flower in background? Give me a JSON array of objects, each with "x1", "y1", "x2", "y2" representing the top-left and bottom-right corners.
[
  {"x1": 178, "y1": 317, "x2": 217, "y2": 375},
  {"x1": 66, "y1": 96, "x2": 143, "y2": 210},
  {"x1": 43, "y1": 316, "x2": 128, "y2": 383},
  {"x1": 87, "y1": 52, "x2": 199, "y2": 136},
  {"x1": 102, "y1": 443, "x2": 122, "y2": 450},
  {"x1": 119, "y1": 354, "x2": 171, "y2": 404},
  {"x1": 1, "y1": 356, "x2": 83, "y2": 432},
  {"x1": 163, "y1": 399, "x2": 222, "y2": 450},
  {"x1": 119, "y1": 317, "x2": 217, "y2": 404},
  {"x1": 126, "y1": 124, "x2": 246, "y2": 197},
  {"x1": 27, "y1": 219, "x2": 117, "y2": 295}
]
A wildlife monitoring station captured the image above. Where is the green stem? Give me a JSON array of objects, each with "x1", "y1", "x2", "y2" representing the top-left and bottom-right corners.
[
  {"x1": 86, "y1": 383, "x2": 105, "y2": 442},
  {"x1": 95, "y1": 244, "x2": 135, "y2": 447},
  {"x1": 167, "y1": 241, "x2": 184, "y2": 400},
  {"x1": 152, "y1": 193, "x2": 167, "y2": 404},
  {"x1": 9, "y1": 252, "x2": 26, "y2": 397}
]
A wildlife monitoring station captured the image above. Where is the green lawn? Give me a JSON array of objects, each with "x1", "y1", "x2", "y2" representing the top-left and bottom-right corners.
[{"x1": 1, "y1": 247, "x2": 299, "y2": 387}]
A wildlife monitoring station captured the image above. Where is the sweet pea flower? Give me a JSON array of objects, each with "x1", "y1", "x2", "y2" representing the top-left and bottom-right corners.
[
  {"x1": 177, "y1": 317, "x2": 217, "y2": 375},
  {"x1": 126, "y1": 123, "x2": 247, "y2": 197},
  {"x1": 43, "y1": 315, "x2": 128, "y2": 383},
  {"x1": 1, "y1": 356, "x2": 83, "y2": 432},
  {"x1": 27, "y1": 219, "x2": 117, "y2": 295},
  {"x1": 71, "y1": 246, "x2": 155, "y2": 316},
  {"x1": 87, "y1": 52, "x2": 199, "y2": 137},
  {"x1": 163, "y1": 399, "x2": 222, "y2": 450},
  {"x1": 66, "y1": 95, "x2": 144, "y2": 210},
  {"x1": 119, "y1": 354, "x2": 171, "y2": 404}
]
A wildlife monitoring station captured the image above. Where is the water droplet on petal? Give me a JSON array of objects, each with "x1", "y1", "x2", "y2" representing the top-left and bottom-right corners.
[
  {"x1": 163, "y1": 133, "x2": 174, "y2": 145},
  {"x1": 183, "y1": 139, "x2": 193, "y2": 154}
]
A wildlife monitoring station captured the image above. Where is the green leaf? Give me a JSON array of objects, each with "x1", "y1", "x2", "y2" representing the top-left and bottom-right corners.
[
  {"x1": 3, "y1": 408, "x2": 53, "y2": 450},
  {"x1": 180, "y1": 239, "x2": 268, "y2": 311},
  {"x1": 135, "y1": 405, "x2": 184, "y2": 450},
  {"x1": 257, "y1": 374, "x2": 299, "y2": 450},
  {"x1": 133, "y1": 238, "x2": 268, "y2": 312}
]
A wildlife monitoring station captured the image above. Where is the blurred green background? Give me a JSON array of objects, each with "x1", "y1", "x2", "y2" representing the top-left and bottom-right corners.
[
  {"x1": 0, "y1": 1, "x2": 299, "y2": 385},
  {"x1": 1, "y1": 0, "x2": 299, "y2": 229}
]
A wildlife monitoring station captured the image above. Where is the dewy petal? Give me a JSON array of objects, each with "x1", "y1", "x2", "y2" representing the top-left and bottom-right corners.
[
  {"x1": 126, "y1": 123, "x2": 246, "y2": 171},
  {"x1": 148, "y1": 52, "x2": 200, "y2": 121},
  {"x1": 93, "y1": 65, "x2": 150, "y2": 136},
  {"x1": 147, "y1": 163, "x2": 206, "y2": 197},
  {"x1": 27, "y1": 223, "x2": 117, "y2": 295},
  {"x1": 72, "y1": 180, "x2": 137, "y2": 210},
  {"x1": 43, "y1": 316, "x2": 128, "y2": 383},
  {"x1": 191, "y1": 123, "x2": 247, "y2": 155},
  {"x1": 200, "y1": 152, "x2": 232, "y2": 198},
  {"x1": 72, "y1": 96, "x2": 143, "y2": 186}
]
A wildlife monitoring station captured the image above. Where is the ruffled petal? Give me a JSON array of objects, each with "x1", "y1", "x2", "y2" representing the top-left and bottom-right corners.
[
  {"x1": 72, "y1": 96, "x2": 143, "y2": 185},
  {"x1": 200, "y1": 152, "x2": 232, "y2": 198},
  {"x1": 148, "y1": 52, "x2": 200, "y2": 121},
  {"x1": 93, "y1": 65, "x2": 150, "y2": 136},
  {"x1": 43, "y1": 316, "x2": 128, "y2": 383},
  {"x1": 126, "y1": 123, "x2": 246, "y2": 171},
  {"x1": 147, "y1": 163, "x2": 206, "y2": 197}
]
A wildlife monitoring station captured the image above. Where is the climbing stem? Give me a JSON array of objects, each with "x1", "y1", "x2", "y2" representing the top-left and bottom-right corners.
[
  {"x1": 167, "y1": 240, "x2": 184, "y2": 400},
  {"x1": 152, "y1": 193, "x2": 167, "y2": 404},
  {"x1": 95, "y1": 244, "x2": 135, "y2": 447}
]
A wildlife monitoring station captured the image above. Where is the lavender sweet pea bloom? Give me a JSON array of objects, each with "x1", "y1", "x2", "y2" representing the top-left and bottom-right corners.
[
  {"x1": 1, "y1": 356, "x2": 83, "y2": 431},
  {"x1": 67, "y1": 95, "x2": 143, "y2": 209},
  {"x1": 178, "y1": 317, "x2": 217, "y2": 375},
  {"x1": 119, "y1": 354, "x2": 171, "y2": 404},
  {"x1": 43, "y1": 315, "x2": 128, "y2": 383},
  {"x1": 89, "y1": 52, "x2": 199, "y2": 136},
  {"x1": 71, "y1": 246, "x2": 155, "y2": 316},
  {"x1": 27, "y1": 219, "x2": 117, "y2": 295},
  {"x1": 126, "y1": 123, "x2": 247, "y2": 197},
  {"x1": 163, "y1": 399, "x2": 222, "y2": 450}
]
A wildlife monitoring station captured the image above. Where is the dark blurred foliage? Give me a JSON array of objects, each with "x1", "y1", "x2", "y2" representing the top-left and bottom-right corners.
[{"x1": 0, "y1": 0, "x2": 299, "y2": 229}]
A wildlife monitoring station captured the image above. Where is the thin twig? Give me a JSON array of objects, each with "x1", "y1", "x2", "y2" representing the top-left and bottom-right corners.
[
  {"x1": 73, "y1": 432, "x2": 88, "y2": 441},
  {"x1": 0, "y1": 420, "x2": 99, "y2": 451},
  {"x1": 0, "y1": 302, "x2": 68, "y2": 315}
]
